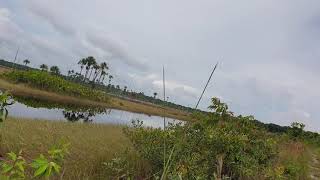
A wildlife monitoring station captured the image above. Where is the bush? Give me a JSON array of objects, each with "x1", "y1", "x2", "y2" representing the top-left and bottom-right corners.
[
  {"x1": 2, "y1": 70, "x2": 109, "y2": 102},
  {"x1": 121, "y1": 98, "x2": 280, "y2": 179}
]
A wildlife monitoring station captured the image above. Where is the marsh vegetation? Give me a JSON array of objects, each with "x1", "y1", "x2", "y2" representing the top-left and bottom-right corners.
[{"x1": 0, "y1": 59, "x2": 319, "y2": 179}]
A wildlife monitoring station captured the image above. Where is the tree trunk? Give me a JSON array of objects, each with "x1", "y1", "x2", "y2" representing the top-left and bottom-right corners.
[
  {"x1": 88, "y1": 68, "x2": 94, "y2": 80},
  {"x1": 79, "y1": 68, "x2": 83, "y2": 75}
]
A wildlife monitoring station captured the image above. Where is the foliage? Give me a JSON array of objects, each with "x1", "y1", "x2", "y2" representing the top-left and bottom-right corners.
[
  {"x1": 49, "y1": 66, "x2": 60, "y2": 75},
  {"x1": 1, "y1": 58, "x2": 203, "y2": 115},
  {"x1": 39, "y1": 64, "x2": 48, "y2": 71},
  {"x1": 0, "y1": 91, "x2": 14, "y2": 123},
  {"x1": 0, "y1": 151, "x2": 26, "y2": 179},
  {"x1": 22, "y1": 59, "x2": 30, "y2": 66},
  {"x1": 288, "y1": 122, "x2": 306, "y2": 140},
  {"x1": 0, "y1": 143, "x2": 69, "y2": 179},
  {"x1": 31, "y1": 142, "x2": 69, "y2": 179},
  {"x1": 0, "y1": 59, "x2": 36, "y2": 71},
  {"x1": 122, "y1": 98, "x2": 280, "y2": 179},
  {"x1": 2, "y1": 70, "x2": 109, "y2": 102}
]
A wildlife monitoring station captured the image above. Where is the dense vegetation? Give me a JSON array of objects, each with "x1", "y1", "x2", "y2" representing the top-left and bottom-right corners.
[
  {"x1": 0, "y1": 89, "x2": 319, "y2": 178},
  {"x1": 102, "y1": 97, "x2": 320, "y2": 179},
  {"x1": 0, "y1": 59, "x2": 205, "y2": 114},
  {"x1": 1, "y1": 70, "x2": 109, "y2": 103},
  {"x1": 1, "y1": 59, "x2": 320, "y2": 179}
]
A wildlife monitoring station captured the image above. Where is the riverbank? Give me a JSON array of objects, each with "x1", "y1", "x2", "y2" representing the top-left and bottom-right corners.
[
  {"x1": 0, "y1": 78, "x2": 193, "y2": 122},
  {"x1": 0, "y1": 117, "x2": 130, "y2": 179}
]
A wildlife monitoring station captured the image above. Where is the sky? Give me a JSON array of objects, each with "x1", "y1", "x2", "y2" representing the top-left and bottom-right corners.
[{"x1": 0, "y1": 0, "x2": 320, "y2": 131}]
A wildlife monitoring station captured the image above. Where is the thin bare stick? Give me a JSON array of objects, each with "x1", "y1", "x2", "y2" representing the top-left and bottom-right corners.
[
  {"x1": 162, "y1": 65, "x2": 166, "y2": 174},
  {"x1": 195, "y1": 62, "x2": 219, "y2": 109}
]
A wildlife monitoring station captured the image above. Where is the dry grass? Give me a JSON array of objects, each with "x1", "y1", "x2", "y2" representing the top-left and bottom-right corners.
[
  {"x1": 0, "y1": 117, "x2": 129, "y2": 179},
  {"x1": 0, "y1": 78, "x2": 193, "y2": 121},
  {"x1": 275, "y1": 139, "x2": 309, "y2": 178},
  {"x1": 0, "y1": 66, "x2": 11, "y2": 73}
]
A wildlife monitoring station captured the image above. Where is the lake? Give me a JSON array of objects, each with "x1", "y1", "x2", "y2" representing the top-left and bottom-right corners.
[{"x1": 7, "y1": 97, "x2": 183, "y2": 128}]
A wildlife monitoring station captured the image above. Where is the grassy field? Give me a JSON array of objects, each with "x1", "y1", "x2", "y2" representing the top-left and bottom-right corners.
[
  {"x1": 1, "y1": 117, "x2": 315, "y2": 179},
  {"x1": 0, "y1": 117, "x2": 130, "y2": 179},
  {"x1": 0, "y1": 77, "x2": 192, "y2": 122}
]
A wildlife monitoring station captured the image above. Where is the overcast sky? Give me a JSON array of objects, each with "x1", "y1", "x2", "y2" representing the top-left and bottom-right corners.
[{"x1": 1, "y1": 0, "x2": 320, "y2": 131}]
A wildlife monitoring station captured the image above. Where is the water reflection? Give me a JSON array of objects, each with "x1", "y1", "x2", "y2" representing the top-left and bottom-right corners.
[
  {"x1": 62, "y1": 109, "x2": 111, "y2": 123},
  {"x1": 9, "y1": 95, "x2": 182, "y2": 128}
]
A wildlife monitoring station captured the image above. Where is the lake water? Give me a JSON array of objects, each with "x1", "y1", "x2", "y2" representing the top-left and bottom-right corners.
[{"x1": 7, "y1": 99, "x2": 182, "y2": 128}]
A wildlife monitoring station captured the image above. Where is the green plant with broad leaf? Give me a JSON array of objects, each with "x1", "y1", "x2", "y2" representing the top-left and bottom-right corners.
[
  {"x1": 31, "y1": 154, "x2": 61, "y2": 179},
  {"x1": 31, "y1": 142, "x2": 69, "y2": 179},
  {"x1": 0, "y1": 143, "x2": 69, "y2": 179},
  {"x1": 0, "y1": 150, "x2": 26, "y2": 179}
]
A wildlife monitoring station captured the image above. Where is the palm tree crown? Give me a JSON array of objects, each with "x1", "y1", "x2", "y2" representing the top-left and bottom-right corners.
[
  {"x1": 39, "y1": 64, "x2": 48, "y2": 71},
  {"x1": 50, "y1": 66, "x2": 60, "y2": 75},
  {"x1": 23, "y1": 59, "x2": 30, "y2": 66}
]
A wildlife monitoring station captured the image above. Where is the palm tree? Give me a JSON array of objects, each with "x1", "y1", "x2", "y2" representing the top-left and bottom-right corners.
[
  {"x1": 87, "y1": 57, "x2": 97, "y2": 80},
  {"x1": 91, "y1": 63, "x2": 100, "y2": 81},
  {"x1": 78, "y1": 58, "x2": 86, "y2": 75},
  {"x1": 153, "y1": 92, "x2": 158, "y2": 99},
  {"x1": 23, "y1": 59, "x2": 30, "y2": 66},
  {"x1": 93, "y1": 62, "x2": 109, "y2": 83},
  {"x1": 84, "y1": 58, "x2": 90, "y2": 79},
  {"x1": 39, "y1": 64, "x2": 48, "y2": 71},
  {"x1": 84, "y1": 56, "x2": 96, "y2": 80},
  {"x1": 108, "y1": 75, "x2": 113, "y2": 85},
  {"x1": 123, "y1": 86, "x2": 127, "y2": 92},
  {"x1": 50, "y1": 66, "x2": 60, "y2": 75},
  {"x1": 100, "y1": 72, "x2": 108, "y2": 84}
]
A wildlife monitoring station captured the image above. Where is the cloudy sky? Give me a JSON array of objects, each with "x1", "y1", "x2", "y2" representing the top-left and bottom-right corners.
[{"x1": 1, "y1": 0, "x2": 320, "y2": 131}]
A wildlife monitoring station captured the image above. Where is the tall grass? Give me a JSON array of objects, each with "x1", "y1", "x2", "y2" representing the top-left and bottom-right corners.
[{"x1": 0, "y1": 117, "x2": 129, "y2": 179}]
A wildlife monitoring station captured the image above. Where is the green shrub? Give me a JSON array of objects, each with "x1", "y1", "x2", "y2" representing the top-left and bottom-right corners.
[
  {"x1": 121, "y1": 98, "x2": 279, "y2": 179},
  {"x1": 0, "y1": 143, "x2": 69, "y2": 179},
  {"x1": 2, "y1": 70, "x2": 109, "y2": 102}
]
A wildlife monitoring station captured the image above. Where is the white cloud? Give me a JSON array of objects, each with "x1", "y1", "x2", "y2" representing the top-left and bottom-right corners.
[
  {"x1": 152, "y1": 80, "x2": 199, "y2": 99},
  {"x1": 28, "y1": 0, "x2": 75, "y2": 35}
]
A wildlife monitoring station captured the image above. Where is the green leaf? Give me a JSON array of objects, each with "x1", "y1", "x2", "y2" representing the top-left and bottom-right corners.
[
  {"x1": 1, "y1": 164, "x2": 13, "y2": 174},
  {"x1": 7, "y1": 152, "x2": 17, "y2": 161},
  {"x1": 51, "y1": 162, "x2": 61, "y2": 173},
  {"x1": 33, "y1": 164, "x2": 48, "y2": 177},
  {"x1": 45, "y1": 164, "x2": 52, "y2": 177},
  {"x1": 16, "y1": 162, "x2": 25, "y2": 172},
  {"x1": 31, "y1": 154, "x2": 48, "y2": 168}
]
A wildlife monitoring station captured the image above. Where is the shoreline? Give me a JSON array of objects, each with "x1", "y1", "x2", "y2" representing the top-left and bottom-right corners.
[{"x1": 0, "y1": 78, "x2": 193, "y2": 121}]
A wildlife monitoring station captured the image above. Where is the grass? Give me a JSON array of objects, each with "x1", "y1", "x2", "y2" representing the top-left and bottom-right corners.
[
  {"x1": 0, "y1": 117, "x2": 129, "y2": 179},
  {"x1": 275, "y1": 138, "x2": 310, "y2": 178},
  {"x1": 0, "y1": 78, "x2": 192, "y2": 122}
]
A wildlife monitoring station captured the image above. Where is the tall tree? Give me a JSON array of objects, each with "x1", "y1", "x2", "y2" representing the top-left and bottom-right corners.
[
  {"x1": 153, "y1": 92, "x2": 158, "y2": 99},
  {"x1": 78, "y1": 58, "x2": 86, "y2": 75},
  {"x1": 91, "y1": 63, "x2": 100, "y2": 81},
  {"x1": 84, "y1": 56, "x2": 96, "y2": 80},
  {"x1": 23, "y1": 59, "x2": 30, "y2": 66},
  {"x1": 39, "y1": 64, "x2": 48, "y2": 71},
  {"x1": 94, "y1": 62, "x2": 109, "y2": 83},
  {"x1": 50, "y1": 66, "x2": 60, "y2": 75},
  {"x1": 100, "y1": 72, "x2": 108, "y2": 84},
  {"x1": 87, "y1": 57, "x2": 97, "y2": 80}
]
